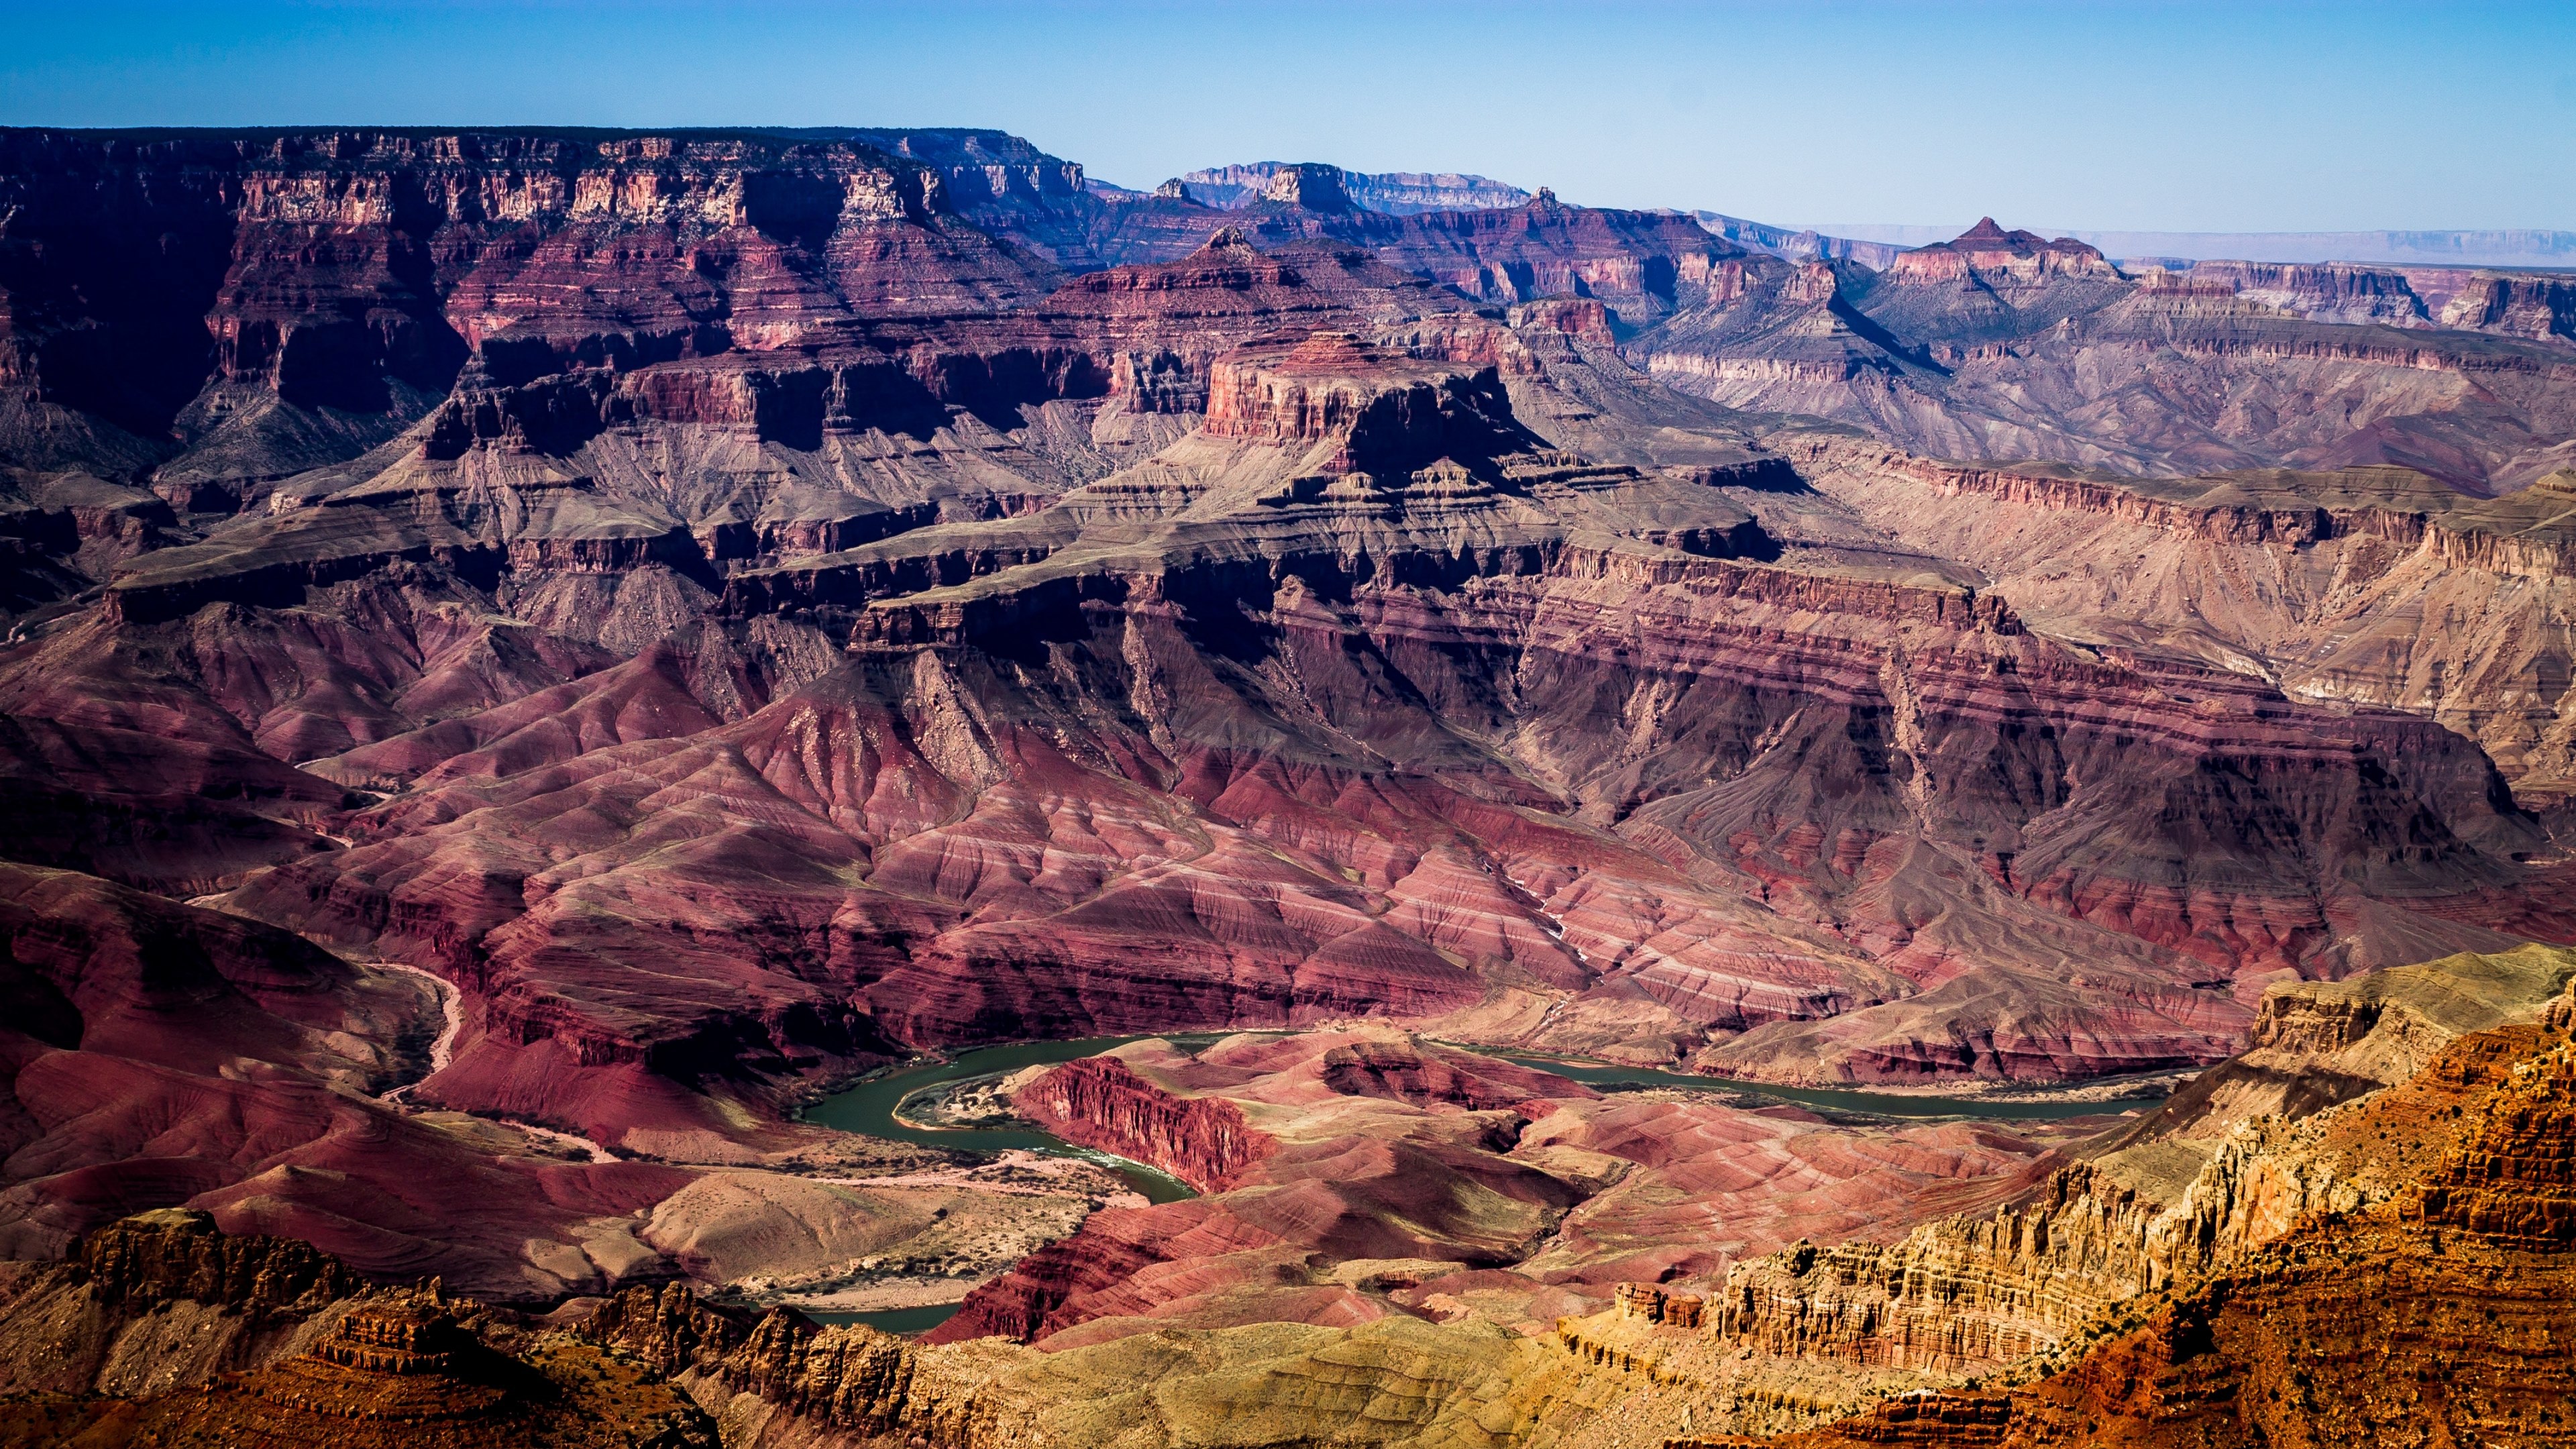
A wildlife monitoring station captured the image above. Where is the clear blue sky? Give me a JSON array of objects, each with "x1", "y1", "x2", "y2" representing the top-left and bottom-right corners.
[{"x1": 3, "y1": 1, "x2": 2571, "y2": 232}]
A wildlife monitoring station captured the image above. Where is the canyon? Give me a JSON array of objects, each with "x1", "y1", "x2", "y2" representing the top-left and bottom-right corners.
[{"x1": 1, "y1": 121, "x2": 2574, "y2": 1445}]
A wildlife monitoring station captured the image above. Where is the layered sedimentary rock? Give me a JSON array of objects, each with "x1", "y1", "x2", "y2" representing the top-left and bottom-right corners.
[
  {"x1": 1010, "y1": 1056, "x2": 1270, "y2": 1191},
  {"x1": 174, "y1": 314, "x2": 2551, "y2": 1150},
  {"x1": 1697, "y1": 951, "x2": 2573, "y2": 1396},
  {"x1": 583, "y1": 1271, "x2": 1635, "y2": 1449},
  {"x1": 0, "y1": 1208, "x2": 718, "y2": 1447},
  {"x1": 4, "y1": 128, "x2": 2576, "y2": 1442},
  {"x1": 1789, "y1": 439, "x2": 2576, "y2": 805},
  {"x1": 1754, "y1": 982, "x2": 2576, "y2": 1449},
  {"x1": 1165, "y1": 162, "x2": 1532, "y2": 215},
  {"x1": 1642, "y1": 218, "x2": 2576, "y2": 488},
  {"x1": 7, "y1": 220, "x2": 2558, "y2": 1165},
  {"x1": 2435, "y1": 269, "x2": 2576, "y2": 344},
  {"x1": 2179, "y1": 259, "x2": 2432, "y2": 326}
]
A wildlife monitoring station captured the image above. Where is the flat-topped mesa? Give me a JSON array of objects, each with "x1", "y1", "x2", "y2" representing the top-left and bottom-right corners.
[
  {"x1": 1201, "y1": 330, "x2": 1534, "y2": 474},
  {"x1": 1884, "y1": 217, "x2": 2125, "y2": 287},
  {"x1": 842, "y1": 125, "x2": 1089, "y2": 207},
  {"x1": 2437, "y1": 270, "x2": 2576, "y2": 343},
  {"x1": 2183, "y1": 260, "x2": 2432, "y2": 326},
  {"x1": 1258, "y1": 162, "x2": 1354, "y2": 211},
  {"x1": 1173, "y1": 161, "x2": 1529, "y2": 215}
]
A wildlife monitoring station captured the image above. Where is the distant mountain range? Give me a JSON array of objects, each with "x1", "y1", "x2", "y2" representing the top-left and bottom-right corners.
[
  {"x1": 1120, "y1": 161, "x2": 1533, "y2": 215},
  {"x1": 1815, "y1": 223, "x2": 2576, "y2": 269},
  {"x1": 1115, "y1": 158, "x2": 2575, "y2": 272}
]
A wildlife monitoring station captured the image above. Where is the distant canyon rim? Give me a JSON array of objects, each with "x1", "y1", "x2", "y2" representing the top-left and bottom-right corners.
[{"x1": 1, "y1": 127, "x2": 2574, "y2": 1448}]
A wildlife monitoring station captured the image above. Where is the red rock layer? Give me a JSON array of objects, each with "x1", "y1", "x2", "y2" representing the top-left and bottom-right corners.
[
  {"x1": 928, "y1": 1030, "x2": 2061, "y2": 1350},
  {"x1": 0, "y1": 861, "x2": 693, "y2": 1295},
  {"x1": 1880, "y1": 219, "x2": 2123, "y2": 289},
  {"x1": 1011, "y1": 1056, "x2": 1271, "y2": 1192}
]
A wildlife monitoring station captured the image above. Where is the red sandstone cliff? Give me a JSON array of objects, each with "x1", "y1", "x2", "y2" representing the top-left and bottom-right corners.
[{"x1": 1011, "y1": 1056, "x2": 1271, "y2": 1192}]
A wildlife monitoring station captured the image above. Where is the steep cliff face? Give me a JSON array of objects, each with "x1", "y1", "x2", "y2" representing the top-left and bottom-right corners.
[
  {"x1": 584, "y1": 1283, "x2": 1028, "y2": 1447},
  {"x1": 1011, "y1": 1056, "x2": 1269, "y2": 1191},
  {"x1": 1198, "y1": 330, "x2": 1532, "y2": 472},
  {"x1": 2438, "y1": 270, "x2": 2576, "y2": 344},
  {"x1": 0, "y1": 1208, "x2": 358, "y2": 1397},
  {"x1": 1706, "y1": 1165, "x2": 2163, "y2": 1374},
  {"x1": 1701, "y1": 955, "x2": 2574, "y2": 1395},
  {"x1": 0, "y1": 128, "x2": 1063, "y2": 504},
  {"x1": 1764, "y1": 986, "x2": 2576, "y2": 1449},
  {"x1": 1170, "y1": 162, "x2": 1530, "y2": 215},
  {"x1": 2182, "y1": 260, "x2": 2431, "y2": 326}
]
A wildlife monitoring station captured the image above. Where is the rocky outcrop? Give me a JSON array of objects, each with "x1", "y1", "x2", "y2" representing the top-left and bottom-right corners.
[
  {"x1": 2438, "y1": 270, "x2": 2576, "y2": 344},
  {"x1": 1199, "y1": 331, "x2": 1530, "y2": 473},
  {"x1": 2402, "y1": 1008, "x2": 2576, "y2": 1246},
  {"x1": 1707, "y1": 953, "x2": 2576, "y2": 1377},
  {"x1": 583, "y1": 1282, "x2": 1026, "y2": 1447},
  {"x1": 1770, "y1": 986, "x2": 2576, "y2": 1448},
  {"x1": 1011, "y1": 1056, "x2": 1271, "y2": 1191},
  {"x1": 0, "y1": 1209, "x2": 358, "y2": 1398},
  {"x1": 1615, "y1": 1280, "x2": 1705, "y2": 1328},
  {"x1": 75, "y1": 1207, "x2": 366, "y2": 1316},
  {"x1": 1707, "y1": 1165, "x2": 2161, "y2": 1374},
  {"x1": 1880, "y1": 219, "x2": 2125, "y2": 290},
  {"x1": 2181, "y1": 260, "x2": 2431, "y2": 326}
]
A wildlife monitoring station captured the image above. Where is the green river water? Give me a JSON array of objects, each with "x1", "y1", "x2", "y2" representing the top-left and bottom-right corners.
[
  {"x1": 798, "y1": 1033, "x2": 2168, "y2": 1334},
  {"x1": 804, "y1": 1032, "x2": 2166, "y2": 1188}
]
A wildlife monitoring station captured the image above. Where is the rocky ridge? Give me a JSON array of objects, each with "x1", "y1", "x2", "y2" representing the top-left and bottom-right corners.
[
  {"x1": 0, "y1": 1207, "x2": 718, "y2": 1447},
  {"x1": 1700, "y1": 947, "x2": 2575, "y2": 1382},
  {"x1": 1788, "y1": 437, "x2": 2576, "y2": 804},
  {"x1": 1731, "y1": 973, "x2": 2576, "y2": 1448},
  {"x1": 1642, "y1": 219, "x2": 2576, "y2": 488}
]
